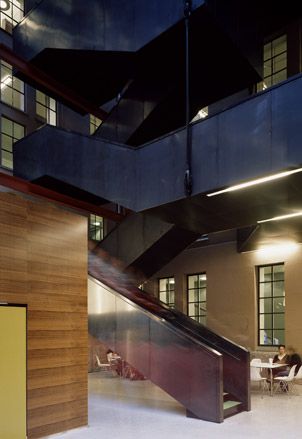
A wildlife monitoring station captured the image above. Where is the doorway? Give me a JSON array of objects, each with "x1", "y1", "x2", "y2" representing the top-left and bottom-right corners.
[{"x1": 0, "y1": 305, "x2": 27, "y2": 439}]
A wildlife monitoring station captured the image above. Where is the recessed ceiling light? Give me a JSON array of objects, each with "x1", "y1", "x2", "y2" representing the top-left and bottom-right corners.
[
  {"x1": 257, "y1": 212, "x2": 302, "y2": 224},
  {"x1": 206, "y1": 168, "x2": 302, "y2": 197}
]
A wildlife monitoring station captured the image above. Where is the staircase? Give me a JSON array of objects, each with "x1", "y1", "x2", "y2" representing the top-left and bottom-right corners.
[
  {"x1": 88, "y1": 248, "x2": 250, "y2": 422},
  {"x1": 99, "y1": 211, "x2": 199, "y2": 281}
]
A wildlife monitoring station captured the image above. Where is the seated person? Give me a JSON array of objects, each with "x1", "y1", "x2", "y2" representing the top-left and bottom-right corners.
[
  {"x1": 287, "y1": 346, "x2": 302, "y2": 375},
  {"x1": 106, "y1": 349, "x2": 114, "y2": 362},
  {"x1": 106, "y1": 349, "x2": 122, "y2": 375},
  {"x1": 273, "y1": 344, "x2": 290, "y2": 377}
]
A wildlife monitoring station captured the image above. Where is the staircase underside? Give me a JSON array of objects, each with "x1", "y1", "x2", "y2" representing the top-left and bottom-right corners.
[
  {"x1": 14, "y1": 1, "x2": 260, "y2": 145},
  {"x1": 13, "y1": 75, "x2": 302, "y2": 246}
]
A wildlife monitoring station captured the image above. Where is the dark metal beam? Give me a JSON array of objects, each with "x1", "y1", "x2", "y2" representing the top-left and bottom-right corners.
[
  {"x1": 237, "y1": 225, "x2": 259, "y2": 253},
  {"x1": 0, "y1": 44, "x2": 108, "y2": 120},
  {"x1": 0, "y1": 172, "x2": 124, "y2": 222}
]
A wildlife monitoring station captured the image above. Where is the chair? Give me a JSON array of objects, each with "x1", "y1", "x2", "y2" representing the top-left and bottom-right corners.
[
  {"x1": 292, "y1": 365, "x2": 302, "y2": 394},
  {"x1": 294, "y1": 365, "x2": 302, "y2": 380},
  {"x1": 250, "y1": 364, "x2": 269, "y2": 393},
  {"x1": 251, "y1": 358, "x2": 261, "y2": 365},
  {"x1": 95, "y1": 354, "x2": 116, "y2": 376},
  {"x1": 273, "y1": 364, "x2": 297, "y2": 394}
]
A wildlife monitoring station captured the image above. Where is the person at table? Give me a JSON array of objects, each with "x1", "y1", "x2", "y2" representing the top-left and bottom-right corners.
[
  {"x1": 273, "y1": 344, "x2": 290, "y2": 377},
  {"x1": 287, "y1": 346, "x2": 302, "y2": 375}
]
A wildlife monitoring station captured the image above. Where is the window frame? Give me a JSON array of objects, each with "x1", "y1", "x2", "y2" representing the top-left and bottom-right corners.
[
  {"x1": 187, "y1": 272, "x2": 207, "y2": 325},
  {"x1": 158, "y1": 276, "x2": 175, "y2": 308},
  {"x1": 257, "y1": 34, "x2": 287, "y2": 92},
  {"x1": 257, "y1": 262, "x2": 285, "y2": 347},
  {"x1": 89, "y1": 214, "x2": 104, "y2": 242},
  {"x1": 0, "y1": 0, "x2": 24, "y2": 33},
  {"x1": 89, "y1": 114, "x2": 102, "y2": 134},
  {"x1": 0, "y1": 115, "x2": 25, "y2": 169},
  {"x1": 35, "y1": 90, "x2": 57, "y2": 126},
  {"x1": 0, "y1": 59, "x2": 25, "y2": 111}
]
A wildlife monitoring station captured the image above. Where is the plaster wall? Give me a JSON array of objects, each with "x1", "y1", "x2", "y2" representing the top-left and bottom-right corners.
[{"x1": 148, "y1": 241, "x2": 302, "y2": 352}]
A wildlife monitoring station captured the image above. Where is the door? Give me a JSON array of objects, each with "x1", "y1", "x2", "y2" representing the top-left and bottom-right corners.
[{"x1": 0, "y1": 305, "x2": 27, "y2": 439}]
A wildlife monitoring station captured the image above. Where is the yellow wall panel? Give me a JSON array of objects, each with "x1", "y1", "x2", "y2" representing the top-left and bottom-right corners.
[{"x1": 0, "y1": 306, "x2": 26, "y2": 439}]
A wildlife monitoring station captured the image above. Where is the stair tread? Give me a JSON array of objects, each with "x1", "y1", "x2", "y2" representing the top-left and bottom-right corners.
[{"x1": 223, "y1": 400, "x2": 242, "y2": 410}]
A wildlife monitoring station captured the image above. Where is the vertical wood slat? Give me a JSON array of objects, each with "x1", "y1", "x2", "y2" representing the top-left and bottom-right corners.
[{"x1": 0, "y1": 192, "x2": 88, "y2": 438}]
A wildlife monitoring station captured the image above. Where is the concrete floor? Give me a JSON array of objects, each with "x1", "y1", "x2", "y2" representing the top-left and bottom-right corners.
[{"x1": 44, "y1": 372, "x2": 302, "y2": 439}]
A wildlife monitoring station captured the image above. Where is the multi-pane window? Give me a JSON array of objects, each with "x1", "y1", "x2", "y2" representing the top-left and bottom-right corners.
[
  {"x1": 36, "y1": 90, "x2": 56, "y2": 126},
  {"x1": 257, "y1": 35, "x2": 287, "y2": 92},
  {"x1": 0, "y1": 0, "x2": 24, "y2": 33},
  {"x1": 1, "y1": 116, "x2": 24, "y2": 169},
  {"x1": 89, "y1": 214, "x2": 104, "y2": 241},
  {"x1": 90, "y1": 114, "x2": 102, "y2": 134},
  {"x1": 0, "y1": 60, "x2": 24, "y2": 110},
  {"x1": 158, "y1": 277, "x2": 175, "y2": 308},
  {"x1": 258, "y1": 264, "x2": 285, "y2": 346},
  {"x1": 187, "y1": 273, "x2": 207, "y2": 324}
]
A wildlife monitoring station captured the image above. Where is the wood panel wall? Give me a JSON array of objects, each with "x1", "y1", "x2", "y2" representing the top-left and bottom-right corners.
[{"x1": 0, "y1": 192, "x2": 88, "y2": 438}]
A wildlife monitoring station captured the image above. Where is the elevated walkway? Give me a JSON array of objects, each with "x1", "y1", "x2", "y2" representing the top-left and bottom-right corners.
[
  {"x1": 13, "y1": 0, "x2": 259, "y2": 145},
  {"x1": 14, "y1": 74, "x2": 302, "y2": 236}
]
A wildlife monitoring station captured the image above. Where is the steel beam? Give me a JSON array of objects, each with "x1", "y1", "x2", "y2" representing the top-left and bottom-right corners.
[
  {"x1": 0, "y1": 171, "x2": 123, "y2": 222},
  {"x1": 0, "y1": 44, "x2": 107, "y2": 120}
]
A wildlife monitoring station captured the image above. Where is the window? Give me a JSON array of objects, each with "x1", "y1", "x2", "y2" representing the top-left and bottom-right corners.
[
  {"x1": 158, "y1": 277, "x2": 175, "y2": 308},
  {"x1": 257, "y1": 35, "x2": 287, "y2": 92},
  {"x1": 0, "y1": 60, "x2": 24, "y2": 110},
  {"x1": 90, "y1": 114, "x2": 102, "y2": 134},
  {"x1": 187, "y1": 273, "x2": 207, "y2": 324},
  {"x1": 1, "y1": 116, "x2": 24, "y2": 169},
  {"x1": 36, "y1": 90, "x2": 56, "y2": 126},
  {"x1": 0, "y1": 0, "x2": 24, "y2": 33},
  {"x1": 89, "y1": 214, "x2": 103, "y2": 241},
  {"x1": 258, "y1": 263, "x2": 285, "y2": 346}
]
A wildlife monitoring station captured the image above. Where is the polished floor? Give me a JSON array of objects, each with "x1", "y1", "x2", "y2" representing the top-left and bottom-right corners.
[{"x1": 45, "y1": 372, "x2": 302, "y2": 439}]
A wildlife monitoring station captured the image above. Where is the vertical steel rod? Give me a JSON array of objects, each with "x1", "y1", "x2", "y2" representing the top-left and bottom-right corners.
[{"x1": 184, "y1": 0, "x2": 192, "y2": 196}]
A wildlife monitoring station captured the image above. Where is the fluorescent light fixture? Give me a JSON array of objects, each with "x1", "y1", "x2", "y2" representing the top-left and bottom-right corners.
[
  {"x1": 196, "y1": 234, "x2": 209, "y2": 242},
  {"x1": 207, "y1": 168, "x2": 302, "y2": 197},
  {"x1": 257, "y1": 212, "x2": 302, "y2": 224}
]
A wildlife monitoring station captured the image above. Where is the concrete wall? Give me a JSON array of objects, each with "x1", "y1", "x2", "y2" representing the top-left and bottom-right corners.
[{"x1": 146, "y1": 240, "x2": 302, "y2": 353}]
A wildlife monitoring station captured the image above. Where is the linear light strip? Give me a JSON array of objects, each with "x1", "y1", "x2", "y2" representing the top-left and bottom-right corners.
[
  {"x1": 257, "y1": 212, "x2": 302, "y2": 224},
  {"x1": 206, "y1": 168, "x2": 302, "y2": 197}
]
